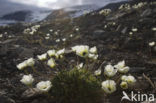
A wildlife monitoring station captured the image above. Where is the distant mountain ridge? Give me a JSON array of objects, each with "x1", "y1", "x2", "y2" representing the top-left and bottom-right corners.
[
  {"x1": 1, "y1": 10, "x2": 32, "y2": 22},
  {"x1": 0, "y1": 0, "x2": 129, "y2": 26}
]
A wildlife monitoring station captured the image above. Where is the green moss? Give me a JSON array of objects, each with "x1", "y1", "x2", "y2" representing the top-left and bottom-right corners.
[{"x1": 50, "y1": 68, "x2": 103, "y2": 103}]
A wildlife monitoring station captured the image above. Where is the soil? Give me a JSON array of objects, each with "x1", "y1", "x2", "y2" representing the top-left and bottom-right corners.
[{"x1": 0, "y1": 0, "x2": 156, "y2": 103}]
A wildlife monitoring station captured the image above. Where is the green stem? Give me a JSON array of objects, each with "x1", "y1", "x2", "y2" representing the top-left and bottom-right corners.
[
  {"x1": 31, "y1": 66, "x2": 43, "y2": 76},
  {"x1": 24, "y1": 69, "x2": 29, "y2": 75}
]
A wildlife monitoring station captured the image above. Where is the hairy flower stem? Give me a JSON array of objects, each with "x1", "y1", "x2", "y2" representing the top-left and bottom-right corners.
[
  {"x1": 24, "y1": 69, "x2": 29, "y2": 75},
  {"x1": 31, "y1": 66, "x2": 43, "y2": 76},
  {"x1": 44, "y1": 92, "x2": 53, "y2": 99},
  {"x1": 86, "y1": 58, "x2": 89, "y2": 69},
  {"x1": 116, "y1": 74, "x2": 122, "y2": 85}
]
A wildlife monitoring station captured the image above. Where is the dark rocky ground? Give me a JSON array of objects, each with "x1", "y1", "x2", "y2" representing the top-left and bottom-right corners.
[{"x1": 0, "y1": 0, "x2": 156, "y2": 103}]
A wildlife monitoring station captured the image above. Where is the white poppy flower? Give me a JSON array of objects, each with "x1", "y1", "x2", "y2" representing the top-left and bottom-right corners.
[
  {"x1": 45, "y1": 37, "x2": 50, "y2": 40},
  {"x1": 132, "y1": 28, "x2": 138, "y2": 32},
  {"x1": 121, "y1": 75, "x2": 128, "y2": 81},
  {"x1": 72, "y1": 45, "x2": 89, "y2": 57},
  {"x1": 94, "y1": 69, "x2": 101, "y2": 76},
  {"x1": 88, "y1": 53, "x2": 98, "y2": 60},
  {"x1": 49, "y1": 29, "x2": 53, "y2": 32},
  {"x1": 118, "y1": 66, "x2": 129, "y2": 74},
  {"x1": 114, "y1": 60, "x2": 129, "y2": 73},
  {"x1": 36, "y1": 81, "x2": 52, "y2": 92},
  {"x1": 152, "y1": 27, "x2": 156, "y2": 31},
  {"x1": 120, "y1": 81, "x2": 128, "y2": 89},
  {"x1": 0, "y1": 34, "x2": 3, "y2": 38},
  {"x1": 47, "y1": 50, "x2": 56, "y2": 57},
  {"x1": 104, "y1": 25, "x2": 107, "y2": 28},
  {"x1": 93, "y1": 54, "x2": 98, "y2": 60},
  {"x1": 47, "y1": 58, "x2": 56, "y2": 68},
  {"x1": 75, "y1": 28, "x2": 79, "y2": 31},
  {"x1": 149, "y1": 42, "x2": 155, "y2": 47},
  {"x1": 126, "y1": 76, "x2": 136, "y2": 85},
  {"x1": 56, "y1": 39, "x2": 60, "y2": 43},
  {"x1": 62, "y1": 38, "x2": 66, "y2": 41},
  {"x1": 104, "y1": 65, "x2": 117, "y2": 77},
  {"x1": 77, "y1": 63, "x2": 84, "y2": 69},
  {"x1": 17, "y1": 62, "x2": 27, "y2": 70},
  {"x1": 37, "y1": 53, "x2": 47, "y2": 61},
  {"x1": 70, "y1": 34, "x2": 73, "y2": 37},
  {"x1": 101, "y1": 80, "x2": 116, "y2": 94},
  {"x1": 129, "y1": 32, "x2": 133, "y2": 35},
  {"x1": 89, "y1": 46, "x2": 97, "y2": 54},
  {"x1": 114, "y1": 60, "x2": 125, "y2": 68},
  {"x1": 56, "y1": 49, "x2": 65, "y2": 58},
  {"x1": 46, "y1": 33, "x2": 50, "y2": 36},
  {"x1": 26, "y1": 58, "x2": 35, "y2": 67},
  {"x1": 20, "y1": 74, "x2": 34, "y2": 86}
]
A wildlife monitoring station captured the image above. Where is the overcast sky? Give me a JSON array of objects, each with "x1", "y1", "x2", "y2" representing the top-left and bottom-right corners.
[
  {"x1": 9, "y1": 0, "x2": 127, "y2": 9},
  {"x1": 0, "y1": 0, "x2": 127, "y2": 17}
]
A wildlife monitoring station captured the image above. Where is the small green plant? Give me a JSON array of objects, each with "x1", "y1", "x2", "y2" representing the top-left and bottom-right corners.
[{"x1": 50, "y1": 68, "x2": 103, "y2": 103}]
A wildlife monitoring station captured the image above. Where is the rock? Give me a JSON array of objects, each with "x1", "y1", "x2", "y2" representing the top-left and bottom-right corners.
[
  {"x1": 106, "y1": 12, "x2": 126, "y2": 20},
  {"x1": 121, "y1": 27, "x2": 128, "y2": 34},
  {"x1": 92, "y1": 30, "x2": 105, "y2": 38},
  {"x1": 19, "y1": 47, "x2": 34, "y2": 58},
  {"x1": 116, "y1": 25, "x2": 121, "y2": 31},
  {"x1": 22, "y1": 88, "x2": 41, "y2": 99},
  {"x1": 1, "y1": 39, "x2": 17, "y2": 44},
  {"x1": 31, "y1": 99, "x2": 49, "y2": 103},
  {"x1": 0, "y1": 95, "x2": 15, "y2": 103},
  {"x1": 129, "y1": 67, "x2": 146, "y2": 74},
  {"x1": 141, "y1": 9, "x2": 152, "y2": 17},
  {"x1": 141, "y1": 99, "x2": 156, "y2": 103},
  {"x1": 132, "y1": 78, "x2": 150, "y2": 90},
  {"x1": 153, "y1": 8, "x2": 156, "y2": 13}
]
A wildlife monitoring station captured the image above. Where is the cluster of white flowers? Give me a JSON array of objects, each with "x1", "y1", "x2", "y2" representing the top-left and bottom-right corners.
[
  {"x1": 119, "y1": 2, "x2": 149, "y2": 10},
  {"x1": 45, "y1": 33, "x2": 51, "y2": 40},
  {"x1": 119, "y1": 4, "x2": 131, "y2": 10},
  {"x1": 120, "y1": 75, "x2": 136, "y2": 89},
  {"x1": 17, "y1": 48, "x2": 66, "y2": 70},
  {"x1": 17, "y1": 48, "x2": 66, "y2": 92},
  {"x1": 37, "y1": 53, "x2": 47, "y2": 61},
  {"x1": 72, "y1": 45, "x2": 98, "y2": 60},
  {"x1": 20, "y1": 74, "x2": 52, "y2": 92},
  {"x1": 17, "y1": 58, "x2": 35, "y2": 70},
  {"x1": 23, "y1": 25, "x2": 40, "y2": 35},
  {"x1": 99, "y1": 9, "x2": 111, "y2": 16},
  {"x1": 17, "y1": 44, "x2": 137, "y2": 95},
  {"x1": 95, "y1": 60, "x2": 136, "y2": 94},
  {"x1": 114, "y1": 60, "x2": 129, "y2": 74},
  {"x1": 128, "y1": 27, "x2": 138, "y2": 36},
  {"x1": 132, "y1": 2, "x2": 147, "y2": 9}
]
